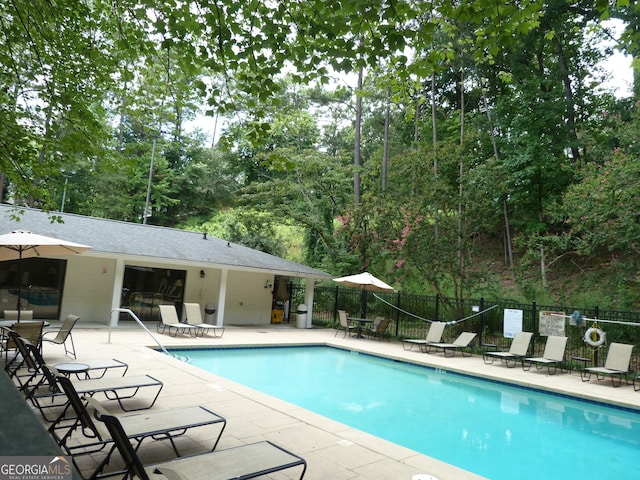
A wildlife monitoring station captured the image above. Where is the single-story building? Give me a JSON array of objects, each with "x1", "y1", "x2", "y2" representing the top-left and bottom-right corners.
[{"x1": 0, "y1": 205, "x2": 332, "y2": 327}]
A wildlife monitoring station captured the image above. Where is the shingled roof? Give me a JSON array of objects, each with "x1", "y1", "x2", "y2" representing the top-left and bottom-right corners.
[{"x1": 0, "y1": 205, "x2": 332, "y2": 279}]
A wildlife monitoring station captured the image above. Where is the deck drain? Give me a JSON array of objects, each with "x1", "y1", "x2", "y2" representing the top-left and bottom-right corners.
[
  {"x1": 337, "y1": 440, "x2": 353, "y2": 446},
  {"x1": 412, "y1": 475, "x2": 439, "y2": 480}
]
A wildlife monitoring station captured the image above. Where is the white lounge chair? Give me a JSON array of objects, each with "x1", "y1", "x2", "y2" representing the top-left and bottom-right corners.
[
  {"x1": 157, "y1": 304, "x2": 197, "y2": 337},
  {"x1": 402, "y1": 321, "x2": 446, "y2": 351},
  {"x1": 183, "y1": 303, "x2": 225, "y2": 338},
  {"x1": 522, "y1": 335, "x2": 567, "y2": 375},
  {"x1": 581, "y1": 342, "x2": 634, "y2": 387},
  {"x1": 483, "y1": 332, "x2": 533, "y2": 368},
  {"x1": 428, "y1": 332, "x2": 477, "y2": 357}
]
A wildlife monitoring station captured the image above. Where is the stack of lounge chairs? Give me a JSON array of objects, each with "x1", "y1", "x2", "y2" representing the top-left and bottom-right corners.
[{"x1": 4, "y1": 325, "x2": 307, "y2": 480}]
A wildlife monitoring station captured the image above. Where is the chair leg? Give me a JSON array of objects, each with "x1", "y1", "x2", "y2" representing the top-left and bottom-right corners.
[{"x1": 64, "y1": 334, "x2": 76, "y2": 359}]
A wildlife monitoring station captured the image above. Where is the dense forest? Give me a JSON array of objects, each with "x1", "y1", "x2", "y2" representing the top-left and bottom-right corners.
[{"x1": 1, "y1": 0, "x2": 639, "y2": 309}]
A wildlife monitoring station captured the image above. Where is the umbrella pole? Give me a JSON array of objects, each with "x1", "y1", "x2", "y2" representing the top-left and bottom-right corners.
[
  {"x1": 16, "y1": 250, "x2": 22, "y2": 322},
  {"x1": 360, "y1": 288, "x2": 367, "y2": 318}
]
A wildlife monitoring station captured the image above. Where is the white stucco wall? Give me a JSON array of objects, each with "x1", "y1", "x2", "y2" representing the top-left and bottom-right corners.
[
  {"x1": 60, "y1": 255, "x2": 117, "y2": 323},
  {"x1": 223, "y1": 271, "x2": 274, "y2": 325},
  {"x1": 58, "y1": 256, "x2": 280, "y2": 327}
]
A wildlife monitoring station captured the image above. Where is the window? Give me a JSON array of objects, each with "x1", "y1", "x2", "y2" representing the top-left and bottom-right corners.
[
  {"x1": 0, "y1": 258, "x2": 66, "y2": 319},
  {"x1": 120, "y1": 266, "x2": 186, "y2": 321}
]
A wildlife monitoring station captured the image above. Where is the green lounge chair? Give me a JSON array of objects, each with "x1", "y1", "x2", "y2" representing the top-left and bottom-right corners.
[
  {"x1": 428, "y1": 332, "x2": 477, "y2": 357},
  {"x1": 581, "y1": 342, "x2": 634, "y2": 387},
  {"x1": 49, "y1": 370, "x2": 226, "y2": 479},
  {"x1": 522, "y1": 335, "x2": 568, "y2": 375},
  {"x1": 96, "y1": 408, "x2": 307, "y2": 480},
  {"x1": 402, "y1": 321, "x2": 446, "y2": 352},
  {"x1": 483, "y1": 332, "x2": 533, "y2": 368}
]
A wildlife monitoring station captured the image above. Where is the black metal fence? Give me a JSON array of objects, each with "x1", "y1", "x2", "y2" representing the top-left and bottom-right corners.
[{"x1": 288, "y1": 284, "x2": 640, "y2": 371}]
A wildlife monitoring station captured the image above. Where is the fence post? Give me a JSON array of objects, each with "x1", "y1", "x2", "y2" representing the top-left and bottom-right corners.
[
  {"x1": 333, "y1": 286, "x2": 339, "y2": 322},
  {"x1": 395, "y1": 291, "x2": 401, "y2": 337},
  {"x1": 594, "y1": 305, "x2": 600, "y2": 365},
  {"x1": 435, "y1": 294, "x2": 440, "y2": 322},
  {"x1": 532, "y1": 300, "x2": 537, "y2": 353},
  {"x1": 479, "y1": 297, "x2": 485, "y2": 346}
]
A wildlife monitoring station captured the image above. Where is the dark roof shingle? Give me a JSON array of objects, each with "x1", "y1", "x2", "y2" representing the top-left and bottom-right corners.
[{"x1": 0, "y1": 205, "x2": 331, "y2": 279}]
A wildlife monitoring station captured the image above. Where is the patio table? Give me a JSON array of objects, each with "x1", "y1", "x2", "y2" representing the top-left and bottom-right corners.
[{"x1": 348, "y1": 317, "x2": 373, "y2": 338}]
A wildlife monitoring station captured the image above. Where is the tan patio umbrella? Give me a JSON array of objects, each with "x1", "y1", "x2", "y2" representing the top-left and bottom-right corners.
[
  {"x1": 0, "y1": 230, "x2": 91, "y2": 321},
  {"x1": 333, "y1": 272, "x2": 395, "y2": 318}
]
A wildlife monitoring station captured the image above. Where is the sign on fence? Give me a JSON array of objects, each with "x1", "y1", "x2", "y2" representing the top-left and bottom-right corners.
[
  {"x1": 503, "y1": 308, "x2": 523, "y2": 338},
  {"x1": 539, "y1": 311, "x2": 565, "y2": 336}
]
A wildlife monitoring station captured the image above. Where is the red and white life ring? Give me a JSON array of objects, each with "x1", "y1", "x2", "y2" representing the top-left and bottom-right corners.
[{"x1": 584, "y1": 327, "x2": 606, "y2": 347}]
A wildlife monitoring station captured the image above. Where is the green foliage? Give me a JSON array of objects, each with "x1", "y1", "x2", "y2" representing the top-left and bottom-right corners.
[
  {"x1": 189, "y1": 208, "x2": 285, "y2": 257},
  {"x1": 1, "y1": 0, "x2": 638, "y2": 312}
]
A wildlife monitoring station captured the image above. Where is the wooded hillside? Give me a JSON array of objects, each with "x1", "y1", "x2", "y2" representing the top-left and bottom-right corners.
[{"x1": 1, "y1": 0, "x2": 639, "y2": 308}]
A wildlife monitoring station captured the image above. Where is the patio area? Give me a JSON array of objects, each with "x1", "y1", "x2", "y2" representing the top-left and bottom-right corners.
[{"x1": 21, "y1": 322, "x2": 640, "y2": 480}]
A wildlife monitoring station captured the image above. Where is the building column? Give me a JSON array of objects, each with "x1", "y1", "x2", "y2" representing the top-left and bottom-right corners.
[
  {"x1": 109, "y1": 258, "x2": 125, "y2": 327},
  {"x1": 304, "y1": 276, "x2": 315, "y2": 328},
  {"x1": 216, "y1": 268, "x2": 228, "y2": 327}
]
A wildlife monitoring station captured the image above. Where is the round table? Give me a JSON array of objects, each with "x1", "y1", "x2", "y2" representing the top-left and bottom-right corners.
[{"x1": 54, "y1": 362, "x2": 90, "y2": 379}]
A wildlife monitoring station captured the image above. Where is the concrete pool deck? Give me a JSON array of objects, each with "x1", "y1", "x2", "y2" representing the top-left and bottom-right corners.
[{"x1": 35, "y1": 323, "x2": 640, "y2": 480}]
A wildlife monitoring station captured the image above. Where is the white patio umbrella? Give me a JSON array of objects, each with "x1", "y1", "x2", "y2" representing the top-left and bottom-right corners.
[
  {"x1": 333, "y1": 272, "x2": 395, "y2": 318},
  {"x1": 0, "y1": 230, "x2": 91, "y2": 321}
]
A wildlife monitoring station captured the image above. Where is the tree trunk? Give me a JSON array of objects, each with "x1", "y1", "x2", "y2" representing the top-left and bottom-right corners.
[
  {"x1": 382, "y1": 86, "x2": 391, "y2": 192},
  {"x1": 353, "y1": 66, "x2": 363, "y2": 207},
  {"x1": 458, "y1": 65, "x2": 465, "y2": 276},
  {"x1": 482, "y1": 85, "x2": 515, "y2": 272},
  {"x1": 431, "y1": 72, "x2": 439, "y2": 240},
  {"x1": 551, "y1": 34, "x2": 580, "y2": 163}
]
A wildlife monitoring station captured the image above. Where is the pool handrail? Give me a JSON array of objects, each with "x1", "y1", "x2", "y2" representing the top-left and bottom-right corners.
[{"x1": 110, "y1": 308, "x2": 171, "y2": 356}]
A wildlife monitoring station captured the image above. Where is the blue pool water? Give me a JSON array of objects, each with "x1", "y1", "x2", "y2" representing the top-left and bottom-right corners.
[{"x1": 181, "y1": 346, "x2": 640, "y2": 480}]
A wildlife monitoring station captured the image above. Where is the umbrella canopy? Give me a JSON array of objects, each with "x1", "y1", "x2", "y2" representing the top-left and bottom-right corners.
[
  {"x1": 333, "y1": 272, "x2": 395, "y2": 319},
  {"x1": 332, "y1": 272, "x2": 395, "y2": 292},
  {"x1": 0, "y1": 230, "x2": 91, "y2": 319},
  {"x1": 0, "y1": 230, "x2": 92, "y2": 261}
]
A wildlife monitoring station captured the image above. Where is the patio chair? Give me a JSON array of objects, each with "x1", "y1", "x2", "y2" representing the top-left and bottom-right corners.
[
  {"x1": 335, "y1": 310, "x2": 356, "y2": 338},
  {"x1": 42, "y1": 314, "x2": 80, "y2": 359},
  {"x1": 183, "y1": 302, "x2": 225, "y2": 338},
  {"x1": 96, "y1": 408, "x2": 307, "y2": 480},
  {"x1": 3, "y1": 329, "x2": 40, "y2": 388},
  {"x1": 428, "y1": 332, "x2": 477, "y2": 357},
  {"x1": 522, "y1": 335, "x2": 568, "y2": 375},
  {"x1": 157, "y1": 304, "x2": 197, "y2": 337},
  {"x1": 581, "y1": 342, "x2": 634, "y2": 387},
  {"x1": 483, "y1": 331, "x2": 533, "y2": 368},
  {"x1": 402, "y1": 321, "x2": 446, "y2": 351},
  {"x1": 4, "y1": 320, "x2": 44, "y2": 365},
  {"x1": 48, "y1": 371, "x2": 226, "y2": 479},
  {"x1": 3, "y1": 309, "x2": 34, "y2": 320},
  {"x1": 363, "y1": 317, "x2": 391, "y2": 341}
]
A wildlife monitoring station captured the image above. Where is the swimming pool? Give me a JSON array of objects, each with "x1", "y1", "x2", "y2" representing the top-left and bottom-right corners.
[{"x1": 180, "y1": 345, "x2": 640, "y2": 480}]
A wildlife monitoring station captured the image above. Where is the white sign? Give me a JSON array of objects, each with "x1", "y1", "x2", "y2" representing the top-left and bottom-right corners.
[
  {"x1": 503, "y1": 309, "x2": 523, "y2": 338},
  {"x1": 539, "y1": 311, "x2": 565, "y2": 336}
]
